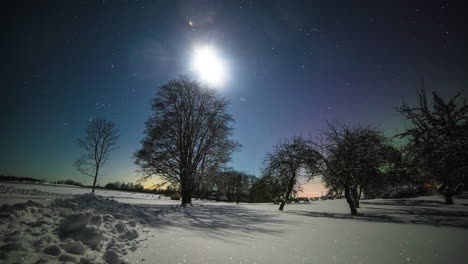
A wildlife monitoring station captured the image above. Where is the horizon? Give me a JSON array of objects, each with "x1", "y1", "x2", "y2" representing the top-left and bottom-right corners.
[{"x1": 0, "y1": 173, "x2": 328, "y2": 198}]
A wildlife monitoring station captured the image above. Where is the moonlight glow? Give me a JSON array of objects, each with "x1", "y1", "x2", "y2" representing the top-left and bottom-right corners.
[{"x1": 191, "y1": 46, "x2": 227, "y2": 87}]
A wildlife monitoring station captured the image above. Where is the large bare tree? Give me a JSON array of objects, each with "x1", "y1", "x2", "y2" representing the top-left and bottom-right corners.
[
  {"x1": 75, "y1": 117, "x2": 119, "y2": 194},
  {"x1": 135, "y1": 77, "x2": 240, "y2": 206}
]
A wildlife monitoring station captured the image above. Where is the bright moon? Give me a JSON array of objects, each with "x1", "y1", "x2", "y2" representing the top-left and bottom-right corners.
[{"x1": 191, "y1": 46, "x2": 227, "y2": 87}]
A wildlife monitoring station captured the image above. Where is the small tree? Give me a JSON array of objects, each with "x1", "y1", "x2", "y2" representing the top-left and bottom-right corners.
[
  {"x1": 193, "y1": 170, "x2": 217, "y2": 199},
  {"x1": 214, "y1": 170, "x2": 251, "y2": 203},
  {"x1": 75, "y1": 117, "x2": 119, "y2": 194},
  {"x1": 233, "y1": 172, "x2": 251, "y2": 205},
  {"x1": 320, "y1": 122, "x2": 391, "y2": 215},
  {"x1": 249, "y1": 176, "x2": 274, "y2": 203},
  {"x1": 135, "y1": 77, "x2": 240, "y2": 206},
  {"x1": 215, "y1": 171, "x2": 237, "y2": 201},
  {"x1": 397, "y1": 88, "x2": 468, "y2": 204},
  {"x1": 264, "y1": 137, "x2": 321, "y2": 211}
]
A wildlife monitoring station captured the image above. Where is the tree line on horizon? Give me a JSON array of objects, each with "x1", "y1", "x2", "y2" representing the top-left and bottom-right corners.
[{"x1": 74, "y1": 76, "x2": 467, "y2": 215}]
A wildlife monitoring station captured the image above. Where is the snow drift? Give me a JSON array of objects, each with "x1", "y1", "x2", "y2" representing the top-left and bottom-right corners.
[{"x1": 0, "y1": 194, "x2": 146, "y2": 264}]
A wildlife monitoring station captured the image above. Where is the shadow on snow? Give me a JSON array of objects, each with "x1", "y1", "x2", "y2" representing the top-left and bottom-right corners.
[
  {"x1": 131, "y1": 203, "x2": 288, "y2": 242},
  {"x1": 286, "y1": 199, "x2": 468, "y2": 229}
]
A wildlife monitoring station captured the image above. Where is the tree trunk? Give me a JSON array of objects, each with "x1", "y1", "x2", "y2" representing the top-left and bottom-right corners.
[
  {"x1": 181, "y1": 188, "x2": 192, "y2": 207},
  {"x1": 351, "y1": 187, "x2": 360, "y2": 208},
  {"x1": 445, "y1": 189, "x2": 454, "y2": 204},
  {"x1": 92, "y1": 166, "x2": 99, "y2": 194},
  {"x1": 180, "y1": 173, "x2": 193, "y2": 207},
  {"x1": 344, "y1": 185, "x2": 357, "y2": 215},
  {"x1": 236, "y1": 192, "x2": 240, "y2": 205},
  {"x1": 279, "y1": 200, "x2": 286, "y2": 211},
  {"x1": 279, "y1": 173, "x2": 296, "y2": 211},
  {"x1": 441, "y1": 181, "x2": 455, "y2": 205}
]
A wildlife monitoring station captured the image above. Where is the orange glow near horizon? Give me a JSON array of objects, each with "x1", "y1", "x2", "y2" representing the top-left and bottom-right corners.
[
  {"x1": 299, "y1": 180, "x2": 329, "y2": 198},
  {"x1": 140, "y1": 178, "x2": 164, "y2": 189}
]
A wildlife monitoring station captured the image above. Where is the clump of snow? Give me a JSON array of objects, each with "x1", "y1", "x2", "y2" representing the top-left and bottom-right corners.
[
  {"x1": 90, "y1": 214, "x2": 103, "y2": 226},
  {"x1": 77, "y1": 225, "x2": 103, "y2": 249},
  {"x1": 58, "y1": 253, "x2": 77, "y2": 262},
  {"x1": 120, "y1": 229, "x2": 139, "y2": 241},
  {"x1": 43, "y1": 244, "x2": 61, "y2": 256},
  {"x1": 128, "y1": 220, "x2": 137, "y2": 227},
  {"x1": 115, "y1": 222, "x2": 127, "y2": 233},
  {"x1": 59, "y1": 239, "x2": 86, "y2": 255},
  {"x1": 0, "y1": 194, "x2": 146, "y2": 264},
  {"x1": 103, "y1": 249, "x2": 125, "y2": 264},
  {"x1": 59, "y1": 212, "x2": 92, "y2": 235}
]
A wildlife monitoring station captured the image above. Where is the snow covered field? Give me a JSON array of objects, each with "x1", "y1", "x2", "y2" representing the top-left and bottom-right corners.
[{"x1": 1, "y1": 182, "x2": 467, "y2": 264}]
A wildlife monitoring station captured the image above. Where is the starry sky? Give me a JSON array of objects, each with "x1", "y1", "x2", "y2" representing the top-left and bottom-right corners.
[{"x1": 1, "y1": 1, "x2": 467, "y2": 194}]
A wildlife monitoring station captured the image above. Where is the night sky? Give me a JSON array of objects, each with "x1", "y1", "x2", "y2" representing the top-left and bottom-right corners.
[{"x1": 1, "y1": 1, "x2": 467, "y2": 191}]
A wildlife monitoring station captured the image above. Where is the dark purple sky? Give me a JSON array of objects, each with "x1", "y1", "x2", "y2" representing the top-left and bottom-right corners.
[{"x1": 1, "y1": 0, "x2": 467, "y2": 185}]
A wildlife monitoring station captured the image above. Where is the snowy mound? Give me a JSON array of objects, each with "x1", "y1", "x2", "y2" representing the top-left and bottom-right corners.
[
  {"x1": 53, "y1": 194, "x2": 142, "y2": 219},
  {"x1": 0, "y1": 194, "x2": 147, "y2": 264}
]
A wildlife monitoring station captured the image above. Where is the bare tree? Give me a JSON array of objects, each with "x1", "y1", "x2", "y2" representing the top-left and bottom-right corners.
[
  {"x1": 75, "y1": 117, "x2": 119, "y2": 194},
  {"x1": 319, "y1": 122, "x2": 390, "y2": 215},
  {"x1": 264, "y1": 137, "x2": 321, "y2": 211},
  {"x1": 134, "y1": 77, "x2": 240, "y2": 206},
  {"x1": 233, "y1": 171, "x2": 251, "y2": 205},
  {"x1": 397, "y1": 88, "x2": 468, "y2": 204},
  {"x1": 215, "y1": 171, "x2": 237, "y2": 202},
  {"x1": 215, "y1": 170, "x2": 251, "y2": 204},
  {"x1": 247, "y1": 175, "x2": 275, "y2": 203}
]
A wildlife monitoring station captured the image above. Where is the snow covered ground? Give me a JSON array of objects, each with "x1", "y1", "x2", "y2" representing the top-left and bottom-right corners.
[{"x1": 1, "y1": 182, "x2": 467, "y2": 264}]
